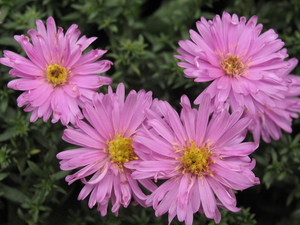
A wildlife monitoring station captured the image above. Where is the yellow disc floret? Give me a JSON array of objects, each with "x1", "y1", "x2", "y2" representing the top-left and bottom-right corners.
[
  {"x1": 108, "y1": 134, "x2": 138, "y2": 171},
  {"x1": 46, "y1": 64, "x2": 68, "y2": 87},
  {"x1": 179, "y1": 141, "x2": 213, "y2": 177},
  {"x1": 220, "y1": 55, "x2": 247, "y2": 77}
]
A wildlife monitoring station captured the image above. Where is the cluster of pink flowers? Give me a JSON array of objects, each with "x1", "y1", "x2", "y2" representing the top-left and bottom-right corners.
[{"x1": 1, "y1": 12, "x2": 299, "y2": 225}]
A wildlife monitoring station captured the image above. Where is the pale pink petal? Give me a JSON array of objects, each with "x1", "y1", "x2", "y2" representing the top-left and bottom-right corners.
[{"x1": 62, "y1": 129, "x2": 105, "y2": 149}]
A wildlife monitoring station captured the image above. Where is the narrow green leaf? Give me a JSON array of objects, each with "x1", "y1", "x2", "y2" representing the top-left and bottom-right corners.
[
  {"x1": 27, "y1": 160, "x2": 45, "y2": 178},
  {"x1": 0, "y1": 183, "x2": 29, "y2": 203},
  {"x1": 0, "y1": 128, "x2": 16, "y2": 142},
  {"x1": 0, "y1": 172, "x2": 10, "y2": 181},
  {"x1": 51, "y1": 170, "x2": 69, "y2": 181}
]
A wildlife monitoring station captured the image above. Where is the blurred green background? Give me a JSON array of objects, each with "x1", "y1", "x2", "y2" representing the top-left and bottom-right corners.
[{"x1": 0, "y1": 0, "x2": 300, "y2": 224}]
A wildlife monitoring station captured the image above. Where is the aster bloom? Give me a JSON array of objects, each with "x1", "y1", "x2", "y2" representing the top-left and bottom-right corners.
[
  {"x1": 246, "y1": 58, "x2": 300, "y2": 142},
  {"x1": 56, "y1": 83, "x2": 156, "y2": 216},
  {"x1": 175, "y1": 12, "x2": 299, "y2": 141},
  {"x1": 0, "y1": 17, "x2": 112, "y2": 125},
  {"x1": 127, "y1": 94, "x2": 260, "y2": 225}
]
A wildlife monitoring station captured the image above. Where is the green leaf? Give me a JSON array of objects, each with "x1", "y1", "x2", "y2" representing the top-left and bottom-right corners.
[
  {"x1": 27, "y1": 160, "x2": 45, "y2": 178},
  {"x1": 0, "y1": 37, "x2": 20, "y2": 48},
  {"x1": 61, "y1": 12, "x2": 81, "y2": 21},
  {"x1": 0, "y1": 172, "x2": 10, "y2": 181},
  {"x1": 0, "y1": 183, "x2": 29, "y2": 203},
  {"x1": 277, "y1": 172, "x2": 286, "y2": 181},
  {"x1": 51, "y1": 170, "x2": 69, "y2": 181},
  {"x1": 0, "y1": 128, "x2": 16, "y2": 142},
  {"x1": 52, "y1": 185, "x2": 67, "y2": 195},
  {"x1": 0, "y1": 5, "x2": 9, "y2": 21},
  {"x1": 262, "y1": 172, "x2": 274, "y2": 189},
  {"x1": 0, "y1": 97, "x2": 8, "y2": 113}
]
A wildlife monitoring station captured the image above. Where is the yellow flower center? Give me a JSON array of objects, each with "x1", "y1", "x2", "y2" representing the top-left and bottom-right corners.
[
  {"x1": 220, "y1": 55, "x2": 247, "y2": 77},
  {"x1": 108, "y1": 134, "x2": 138, "y2": 170},
  {"x1": 179, "y1": 141, "x2": 213, "y2": 176},
  {"x1": 46, "y1": 64, "x2": 68, "y2": 87}
]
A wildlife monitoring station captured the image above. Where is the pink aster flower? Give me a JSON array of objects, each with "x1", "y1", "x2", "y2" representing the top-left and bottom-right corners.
[
  {"x1": 0, "y1": 17, "x2": 112, "y2": 125},
  {"x1": 127, "y1": 94, "x2": 260, "y2": 225},
  {"x1": 56, "y1": 83, "x2": 156, "y2": 216},
  {"x1": 175, "y1": 12, "x2": 299, "y2": 141},
  {"x1": 246, "y1": 58, "x2": 300, "y2": 142}
]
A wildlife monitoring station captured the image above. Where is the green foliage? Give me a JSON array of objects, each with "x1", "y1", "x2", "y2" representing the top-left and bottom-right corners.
[
  {"x1": 208, "y1": 207, "x2": 257, "y2": 225},
  {"x1": 1, "y1": 0, "x2": 300, "y2": 224},
  {"x1": 254, "y1": 134, "x2": 300, "y2": 201}
]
